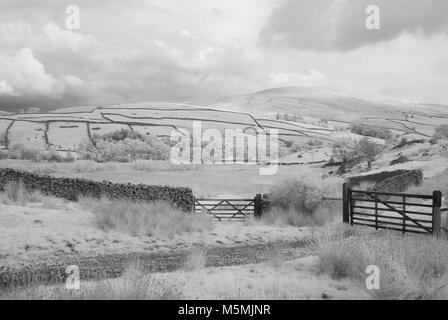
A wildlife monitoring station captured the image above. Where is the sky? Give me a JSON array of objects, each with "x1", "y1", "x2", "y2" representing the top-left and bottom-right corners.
[{"x1": 0, "y1": 0, "x2": 448, "y2": 111}]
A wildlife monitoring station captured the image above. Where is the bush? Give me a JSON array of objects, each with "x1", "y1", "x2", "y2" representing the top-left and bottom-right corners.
[
  {"x1": 79, "y1": 198, "x2": 212, "y2": 239},
  {"x1": 7, "y1": 144, "x2": 43, "y2": 161},
  {"x1": 351, "y1": 137, "x2": 385, "y2": 169},
  {"x1": 0, "y1": 145, "x2": 75, "y2": 163},
  {"x1": 351, "y1": 123, "x2": 393, "y2": 141},
  {"x1": 333, "y1": 137, "x2": 383, "y2": 168},
  {"x1": 331, "y1": 138, "x2": 355, "y2": 162},
  {"x1": 264, "y1": 173, "x2": 343, "y2": 226},
  {"x1": 269, "y1": 177, "x2": 322, "y2": 215},
  {"x1": 433, "y1": 125, "x2": 448, "y2": 140},
  {"x1": 77, "y1": 129, "x2": 171, "y2": 162}
]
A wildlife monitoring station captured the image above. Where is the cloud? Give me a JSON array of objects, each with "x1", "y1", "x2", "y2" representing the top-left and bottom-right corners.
[
  {"x1": 0, "y1": 0, "x2": 447, "y2": 110},
  {"x1": 269, "y1": 69, "x2": 327, "y2": 87},
  {"x1": 0, "y1": 48, "x2": 60, "y2": 96},
  {"x1": 260, "y1": 0, "x2": 448, "y2": 51}
]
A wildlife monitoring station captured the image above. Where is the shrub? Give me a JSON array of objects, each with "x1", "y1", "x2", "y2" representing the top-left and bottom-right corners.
[
  {"x1": 331, "y1": 138, "x2": 355, "y2": 162},
  {"x1": 433, "y1": 125, "x2": 448, "y2": 140},
  {"x1": 351, "y1": 123, "x2": 393, "y2": 141},
  {"x1": 269, "y1": 177, "x2": 322, "y2": 215},
  {"x1": 264, "y1": 173, "x2": 343, "y2": 226},
  {"x1": 352, "y1": 137, "x2": 384, "y2": 169},
  {"x1": 77, "y1": 129, "x2": 171, "y2": 162},
  {"x1": 307, "y1": 139, "x2": 324, "y2": 147},
  {"x1": 79, "y1": 198, "x2": 212, "y2": 239},
  {"x1": 8, "y1": 144, "x2": 43, "y2": 161},
  {"x1": 0, "y1": 145, "x2": 75, "y2": 163}
]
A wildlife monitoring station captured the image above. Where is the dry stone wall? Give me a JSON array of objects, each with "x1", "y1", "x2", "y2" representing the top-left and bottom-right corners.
[
  {"x1": 0, "y1": 168, "x2": 193, "y2": 211},
  {"x1": 348, "y1": 169, "x2": 423, "y2": 194}
]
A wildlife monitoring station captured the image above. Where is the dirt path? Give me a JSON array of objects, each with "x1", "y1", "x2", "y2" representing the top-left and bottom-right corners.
[{"x1": 0, "y1": 238, "x2": 314, "y2": 290}]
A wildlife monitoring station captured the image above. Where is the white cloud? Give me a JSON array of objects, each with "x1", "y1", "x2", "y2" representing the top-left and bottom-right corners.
[
  {"x1": 0, "y1": 48, "x2": 58, "y2": 96},
  {"x1": 0, "y1": 48, "x2": 84, "y2": 98},
  {"x1": 0, "y1": 81, "x2": 15, "y2": 95},
  {"x1": 269, "y1": 69, "x2": 327, "y2": 87}
]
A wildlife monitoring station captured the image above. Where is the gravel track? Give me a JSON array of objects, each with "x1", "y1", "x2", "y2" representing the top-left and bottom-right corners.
[{"x1": 0, "y1": 238, "x2": 314, "y2": 290}]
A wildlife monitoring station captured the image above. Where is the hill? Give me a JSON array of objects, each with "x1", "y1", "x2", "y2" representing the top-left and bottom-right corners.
[{"x1": 0, "y1": 87, "x2": 446, "y2": 152}]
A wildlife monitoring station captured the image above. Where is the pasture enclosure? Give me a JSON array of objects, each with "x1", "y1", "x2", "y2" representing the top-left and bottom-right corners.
[{"x1": 342, "y1": 183, "x2": 444, "y2": 236}]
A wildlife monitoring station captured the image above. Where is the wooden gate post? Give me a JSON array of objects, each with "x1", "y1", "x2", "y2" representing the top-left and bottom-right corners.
[
  {"x1": 433, "y1": 190, "x2": 442, "y2": 237},
  {"x1": 342, "y1": 183, "x2": 350, "y2": 224},
  {"x1": 254, "y1": 194, "x2": 262, "y2": 218}
]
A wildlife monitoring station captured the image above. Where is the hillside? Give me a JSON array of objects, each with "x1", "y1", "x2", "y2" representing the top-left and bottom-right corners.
[
  {"x1": 0, "y1": 87, "x2": 446, "y2": 152},
  {"x1": 202, "y1": 87, "x2": 448, "y2": 138}
]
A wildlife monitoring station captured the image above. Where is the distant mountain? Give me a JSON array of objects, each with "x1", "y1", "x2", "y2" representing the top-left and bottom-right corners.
[{"x1": 200, "y1": 86, "x2": 448, "y2": 121}]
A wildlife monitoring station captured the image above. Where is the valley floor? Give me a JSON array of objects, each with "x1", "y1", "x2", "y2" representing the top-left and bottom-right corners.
[{"x1": 0, "y1": 198, "x2": 369, "y2": 300}]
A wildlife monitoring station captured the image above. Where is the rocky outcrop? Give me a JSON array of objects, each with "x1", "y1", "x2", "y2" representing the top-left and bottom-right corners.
[{"x1": 390, "y1": 155, "x2": 409, "y2": 166}]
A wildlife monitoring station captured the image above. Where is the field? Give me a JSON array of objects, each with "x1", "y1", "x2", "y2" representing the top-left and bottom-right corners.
[{"x1": 0, "y1": 159, "x2": 332, "y2": 197}]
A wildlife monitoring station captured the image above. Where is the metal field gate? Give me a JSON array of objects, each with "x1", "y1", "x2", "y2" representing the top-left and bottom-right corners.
[
  {"x1": 193, "y1": 195, "x2": 262, "y2": 221},
  {"x1": 342, "y1": 183, "x2": 443, "y2": 235}
]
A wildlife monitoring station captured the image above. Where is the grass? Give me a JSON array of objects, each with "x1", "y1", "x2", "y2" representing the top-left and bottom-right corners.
[
  {"x1": 0, "y1": 182, "x2": 67, "y2": 209},
  {"x1": 259, "y1": 202, "x2": 340, "y2": 227},
  {"x1": 0, "y1": 182, "x2": 46, "y2": 206},
  {"x1": 79, "y1": 197, "x2": 212, "y2": 239},
  {"x1": 132, "y1": 160, "x2": 199, "y2": 172},
  {"x1": 0, "y1": 265, "x2": 183, "y2": 300},
  {"x1": 315, "y1": 230, "x2": 363, "y2": 280},
  {"x1": 316, "y1": 228, "x2": 448, "y2": 299},
  {"x1": 183, "y1": 247, "x2": 207, "y2": 272}
]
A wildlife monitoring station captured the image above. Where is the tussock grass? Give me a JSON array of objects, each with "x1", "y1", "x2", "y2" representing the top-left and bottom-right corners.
[
  {"x1": 316, "y1": 229, "x2": 448, "y2": 299},
  {"x1": 315, "y1": 231, "x2": 362, "y2": 280},
  {"x1": 183, "y1": 247, "x2": 207, "y2": 272},
  {"x1": 80, "y1": 197, "x2": 212, "y2": 239},
  {"x1": 0, "y1": 182, "x2": 46, "y2": 206},
  {"x1": 0, "y1": 182, "x2": 66, "y2": 209},
  {"x1": 1, "y1": 265, "x2": 183, "y2": 300}
]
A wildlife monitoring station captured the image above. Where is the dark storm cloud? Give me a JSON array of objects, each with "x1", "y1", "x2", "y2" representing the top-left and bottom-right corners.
[{"x1": 260, "y1": 0, "x2": 448, "y2": 51}]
